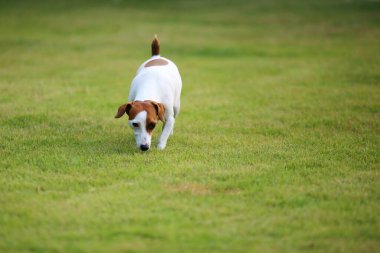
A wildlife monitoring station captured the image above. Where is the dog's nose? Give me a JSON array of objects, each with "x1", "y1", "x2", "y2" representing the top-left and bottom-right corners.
[{"x1": 140, "y1": 144, "x2": 149, "y2": 151}]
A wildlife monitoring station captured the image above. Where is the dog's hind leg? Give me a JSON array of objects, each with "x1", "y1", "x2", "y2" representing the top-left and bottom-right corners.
[
  {"x1": 171, "y1": 99, "x2": 180, "y2": 135},
  {"x1": 173, "y1": 100, "x2": 180, "y2": 118}
]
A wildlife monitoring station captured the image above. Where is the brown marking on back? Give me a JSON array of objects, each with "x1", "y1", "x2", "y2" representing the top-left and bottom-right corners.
[
  {"x1": 144, "y1": 58, "x2": 168, "y2": 67},
  {"x1": 151, "y1": 35, "x2": 160, "y2": 56}
]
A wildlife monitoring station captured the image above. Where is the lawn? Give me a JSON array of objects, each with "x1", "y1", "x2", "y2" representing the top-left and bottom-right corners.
[{"x1": 0, "y1": 0, "x2": 379, "y2": 252}]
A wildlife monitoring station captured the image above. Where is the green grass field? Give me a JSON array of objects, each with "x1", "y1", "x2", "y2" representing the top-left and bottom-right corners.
[{"x1": 0, "y1": 0, "x2": 379, "y2": 252}]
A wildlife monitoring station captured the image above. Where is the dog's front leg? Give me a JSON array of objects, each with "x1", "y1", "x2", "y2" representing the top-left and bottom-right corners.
[{"x1": 157, "y1": 115, "x2": 175, "y2": 150}]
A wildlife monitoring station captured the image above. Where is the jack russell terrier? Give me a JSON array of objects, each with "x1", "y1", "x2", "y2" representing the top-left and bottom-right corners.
[{"x1": 115, "y1": 35, "x2": 182, "y2": 151}]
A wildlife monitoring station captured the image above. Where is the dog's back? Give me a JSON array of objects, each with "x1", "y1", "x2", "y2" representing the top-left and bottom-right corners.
[{"x1": 128, "y1": 36, "x2": 182, "y2": 111}]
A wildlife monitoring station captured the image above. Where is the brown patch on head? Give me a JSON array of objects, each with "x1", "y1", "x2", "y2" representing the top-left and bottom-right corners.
[
  {"x1": 145, "y1": 100, "x2": 165, "y2": 122},
  {"x1": 125, "y1": 101, "x2": 165, "y2": 134},
  {"x1": 144, "y1": 59, "x2": 168, "y2": 67}
]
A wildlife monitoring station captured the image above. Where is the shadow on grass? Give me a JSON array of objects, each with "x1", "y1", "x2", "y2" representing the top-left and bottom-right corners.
[{"x1": 1, "y1": 114, "x2": 149, "y2": 170}]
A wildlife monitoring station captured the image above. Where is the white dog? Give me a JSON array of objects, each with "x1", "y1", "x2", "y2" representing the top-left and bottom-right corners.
[{"x1": 115, "y1": 35, "x2": 182, "y2": 151}]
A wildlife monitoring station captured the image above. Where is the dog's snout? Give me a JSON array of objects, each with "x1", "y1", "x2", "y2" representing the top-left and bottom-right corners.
[{"x1": 140, "y1": 144, "x2": 149, "y2": 151}]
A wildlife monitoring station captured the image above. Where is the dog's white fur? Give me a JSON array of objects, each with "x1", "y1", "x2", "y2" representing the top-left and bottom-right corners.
[
  {"x1": 128, "y1": 55, "x2": 182, "y2": 150},
  {"x1": 128, "y1": 110, "x2": 152, "y2": 148}
]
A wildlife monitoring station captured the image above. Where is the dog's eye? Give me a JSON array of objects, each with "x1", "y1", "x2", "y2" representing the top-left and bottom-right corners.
[
  {"x1": 132, "y1": 123, "x2": 139, "y2": 128},
  {"x1": 148, "y1": 123, "x2": 156, "y2": 130}
]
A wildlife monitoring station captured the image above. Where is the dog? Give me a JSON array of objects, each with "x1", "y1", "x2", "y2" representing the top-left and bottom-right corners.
[{"x1": 115, "y1": 35, "x2": 182, "y2": 151}]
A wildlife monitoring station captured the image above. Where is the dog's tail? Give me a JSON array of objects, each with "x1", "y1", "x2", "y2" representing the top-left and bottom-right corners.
[{"x1": 151, "y1": 34, "x2": 160, "y2": 56}]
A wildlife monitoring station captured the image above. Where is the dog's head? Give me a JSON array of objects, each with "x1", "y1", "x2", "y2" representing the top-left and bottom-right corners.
[{"x1": 115, "y1": 100, "x2": 165, "y2": 151}]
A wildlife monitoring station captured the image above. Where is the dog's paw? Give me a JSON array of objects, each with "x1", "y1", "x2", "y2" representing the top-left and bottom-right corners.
[{"x1": 157, "y1": 142, "x2": 166, "y2": 150}]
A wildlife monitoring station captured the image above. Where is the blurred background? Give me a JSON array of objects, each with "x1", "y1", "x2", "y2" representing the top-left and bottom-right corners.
[{"x1": 0, "y1": 1, "x2": 379, "y2": 252}]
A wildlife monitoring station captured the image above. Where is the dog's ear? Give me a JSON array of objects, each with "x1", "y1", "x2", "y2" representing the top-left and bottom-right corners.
[
  {"x1": 150, "y1": 101, "x2": 166, "y2": 122},
  {"x1": 115, "y1": 102, "x2": 133, "y2": 118}
]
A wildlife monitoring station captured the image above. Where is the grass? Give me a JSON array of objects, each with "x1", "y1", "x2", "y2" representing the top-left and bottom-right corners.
[{"x1": 0, "y1": 0, "x2": 379, "y2": 252}]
